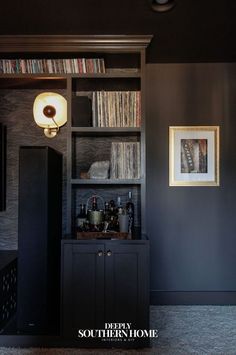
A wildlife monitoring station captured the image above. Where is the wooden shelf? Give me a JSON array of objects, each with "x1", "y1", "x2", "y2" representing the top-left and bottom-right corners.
[
  {"x1": 0, "y1": 72, "x2": 140, "y2": 89},
  {"x1": 0, "y1": 71, "x2": 140, "y2": 79},
  {"x1": 0, "y1": 74, "x2": 66, "y2": 79},
  {"x1": 71, "y1": 71, "x2": 141, "y2": 78},
  {"x1": 0, "y1": 76, "x2": 67, "y2": 89},
  {"x1": 71, "y1": 127, "x2": 141, "y2": 136},
  {"x1": 71, "y1": 178, "x2": 143, "y2": 185}
]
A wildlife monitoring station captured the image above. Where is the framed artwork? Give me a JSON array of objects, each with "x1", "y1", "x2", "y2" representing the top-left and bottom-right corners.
[{"x1": 169, "y1": 126, "x2": 220, "y2": 186}]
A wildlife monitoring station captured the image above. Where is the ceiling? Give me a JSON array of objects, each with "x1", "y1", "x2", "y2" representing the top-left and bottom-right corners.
[{"x1": 0, "y1": 0, "x2": 235, "y2": 63}]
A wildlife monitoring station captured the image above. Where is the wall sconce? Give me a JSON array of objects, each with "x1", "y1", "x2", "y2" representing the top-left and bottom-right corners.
[
  {"x1": 33, "y1": 92, "x2": 67, "y2": 138},
  {"x1": 151, "y1": 0, "x2": 176, "y2": 12}
]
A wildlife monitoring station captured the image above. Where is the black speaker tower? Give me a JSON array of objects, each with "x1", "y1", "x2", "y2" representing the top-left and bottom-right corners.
[{"x1": 17, "y1": 146, "x2": 62, "y2": 334}]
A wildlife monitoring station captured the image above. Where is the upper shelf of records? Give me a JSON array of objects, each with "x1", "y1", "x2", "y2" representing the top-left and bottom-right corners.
[
  {"x1": 71, "y1": 90, "x2": 141, "y2": 129},
  {"x1": 0, "y1": 36, "x2": 153, "y2": 90},
  {"x1": 0, "y1": 58, "x2": 106, "y2": 74},
  {"x1": 92, "y1": 91, "x2": 141, "y2": 128},
  {"x1": 0, "y1": 52, "x2": 142, "y2": 77}
]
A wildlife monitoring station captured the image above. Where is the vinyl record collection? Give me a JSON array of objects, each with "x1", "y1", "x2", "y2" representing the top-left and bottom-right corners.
[
  {"x1": 92, "y1": 91, "x2": 141, "y2": 127},
  {"x1": 0, "y1": 58, "x2": 105, "y2": 74},
  {"x1": 110, "y1": 142, "x2": 140, "y2": 179}
]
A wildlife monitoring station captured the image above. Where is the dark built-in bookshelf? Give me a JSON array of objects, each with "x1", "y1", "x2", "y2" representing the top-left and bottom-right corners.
[
  {"x1": 0, "y1": 35, "x2": 152, "y2": 346},
  {"x1": 0, "y1": 35, "x2": 152, "y2": 237}
]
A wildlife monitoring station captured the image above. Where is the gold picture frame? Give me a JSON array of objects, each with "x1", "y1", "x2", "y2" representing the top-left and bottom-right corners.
[{"x1": 169, "y1": 126, "x2": 220, "y2": 186}]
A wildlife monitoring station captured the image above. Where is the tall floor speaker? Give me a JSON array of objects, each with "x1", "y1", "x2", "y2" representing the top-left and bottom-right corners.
[{"x1": 17, "y1": 146, "x2": 62, "y2": 334}]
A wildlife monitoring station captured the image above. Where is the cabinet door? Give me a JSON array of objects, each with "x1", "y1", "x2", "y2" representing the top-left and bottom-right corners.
[
  {"x1": 105, "y1": 242, "x2": 149, "y2": 331},
  {"x1": 61, "y1": 242, "x2": 105, "y2": 338}
]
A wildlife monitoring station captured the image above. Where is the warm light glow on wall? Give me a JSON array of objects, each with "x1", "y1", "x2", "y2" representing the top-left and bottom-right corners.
[{"x1": 33, "y1": 92, "x2": 67, "y2": 138}]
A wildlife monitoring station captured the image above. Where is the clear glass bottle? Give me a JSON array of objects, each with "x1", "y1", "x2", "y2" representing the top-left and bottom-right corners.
[{"x1": 117, "y1": 196, "x2": 123, "y2": 215}]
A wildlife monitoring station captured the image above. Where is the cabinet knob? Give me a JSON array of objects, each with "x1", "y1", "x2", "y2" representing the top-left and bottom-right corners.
[
  {"x1": 97, "y1": 250, "x2": 103, "y2": 257},
  {"x1": 107, "y1": 250, "x2": 112, "y2": 257}
]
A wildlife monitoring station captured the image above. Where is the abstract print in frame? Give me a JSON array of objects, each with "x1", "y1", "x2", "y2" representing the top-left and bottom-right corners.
[{"x1": 169, "y1": 126, "x2": 220, "y2": 186}]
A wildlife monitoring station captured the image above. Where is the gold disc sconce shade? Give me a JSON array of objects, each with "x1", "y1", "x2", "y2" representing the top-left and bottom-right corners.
[{"x1": 33, "y1": 92, "x2": 67, "y2": 138}]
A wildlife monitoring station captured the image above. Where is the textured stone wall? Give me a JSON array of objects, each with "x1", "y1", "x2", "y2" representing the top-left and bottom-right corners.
[{"x1": 0, "y1": 89, "x2": 67, "y2": 250}]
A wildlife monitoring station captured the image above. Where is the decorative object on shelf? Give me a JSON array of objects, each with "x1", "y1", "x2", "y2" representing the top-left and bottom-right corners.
[
  {"x1": 169, "y1": 126, "x2": 220, "y2": 186},
  {"x1": 86, "y1": 195, "x2": 105, "y2": 227},
  {"x1": 151, "y1": 0, "x2": 176, "y2": 12},
  {"x1": 87, "y1": 209, "x2": 104, "y2": 226},
  {"x1": 33, "y1": 92, "x2": 67, "y2": 138},
  {"x1": 88, "y1": 160, "x2": 110, "y2": 179}
]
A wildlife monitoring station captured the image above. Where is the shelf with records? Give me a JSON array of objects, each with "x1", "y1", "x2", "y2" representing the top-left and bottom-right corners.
[
  {"x1": 0, "y1": 58, "x2": 105, "y2": 74},
  {"x1": 71, "y1": 135, "x2": 141, "y2": 182},
  {"x1": 71, "y1": 89, "x2": 141, "y2": 129},
  {"x1": 0, "y1": 52, "x2": 141, "y2": 76},
  {"x1": 110, "y1": 142, "x2": 140, "y2": 179},
  {"x1": 91, "y1": 91, "x2": 141, "y2": 128}
]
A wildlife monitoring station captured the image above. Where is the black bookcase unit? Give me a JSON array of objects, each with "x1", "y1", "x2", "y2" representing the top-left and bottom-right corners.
[
  {"x1": 17, "y1": 146, "x2": 62, "y2": 334},
  {"x1": 0, "y1": 36, "x2": 152, "y2": 347},
  {"x1": 0, "y1": 123, "x2": 6, "y2": 211}
]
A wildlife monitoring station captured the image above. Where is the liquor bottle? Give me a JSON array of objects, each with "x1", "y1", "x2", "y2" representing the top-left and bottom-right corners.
[
  {"x1": 109, "y1": 199, "x2": 116, "y2": 215},
  {"x1": 104, "y1": 201, "x2": 110, "y2": 222},
  {"x1": 117, "y1": 196, "x2": 123, "y2": 215},
  {"x1": 89, "y1": 196, "x2": 104, "y2": 230},
  {"x1": 108, "y1": 199, "x2": 118, "y2": 231},
  {"x1": 126, "y1": 191, "x2": 134, "y2": 236},
  {"x1": 92, "y1": 196, "x2": 98, "y2": 211},
  {"x1": 75, "y1": 203, "x2": 87, "y2": 231}
]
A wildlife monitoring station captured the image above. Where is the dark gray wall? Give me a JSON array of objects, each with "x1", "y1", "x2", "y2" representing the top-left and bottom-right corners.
[
  {"x1": 0, "y1": 0, "x2": 235, "y2": 62},
  {"x1": 0, "y1": 90, "x2": 67, "y2": 250},
  {"x1": 147, "y1": 63, "x2": 236, "y2": 304},
  {"x1": 1, "y1": 63, "x2": 236, "y2": 304}
]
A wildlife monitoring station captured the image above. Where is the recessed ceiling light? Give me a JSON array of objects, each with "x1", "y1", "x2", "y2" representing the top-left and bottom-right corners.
[
  {"x1": 156, "y1": 0, "x2": 169, "y2": 3},
  {"x1": 151, "y1": 0, "x2": 176, "y2": 12}
]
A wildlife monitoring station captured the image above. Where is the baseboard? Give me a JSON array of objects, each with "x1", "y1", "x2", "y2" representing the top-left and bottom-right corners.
[{"x1": 150, "y1": 291, "x2": 236, "y2": 305}]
